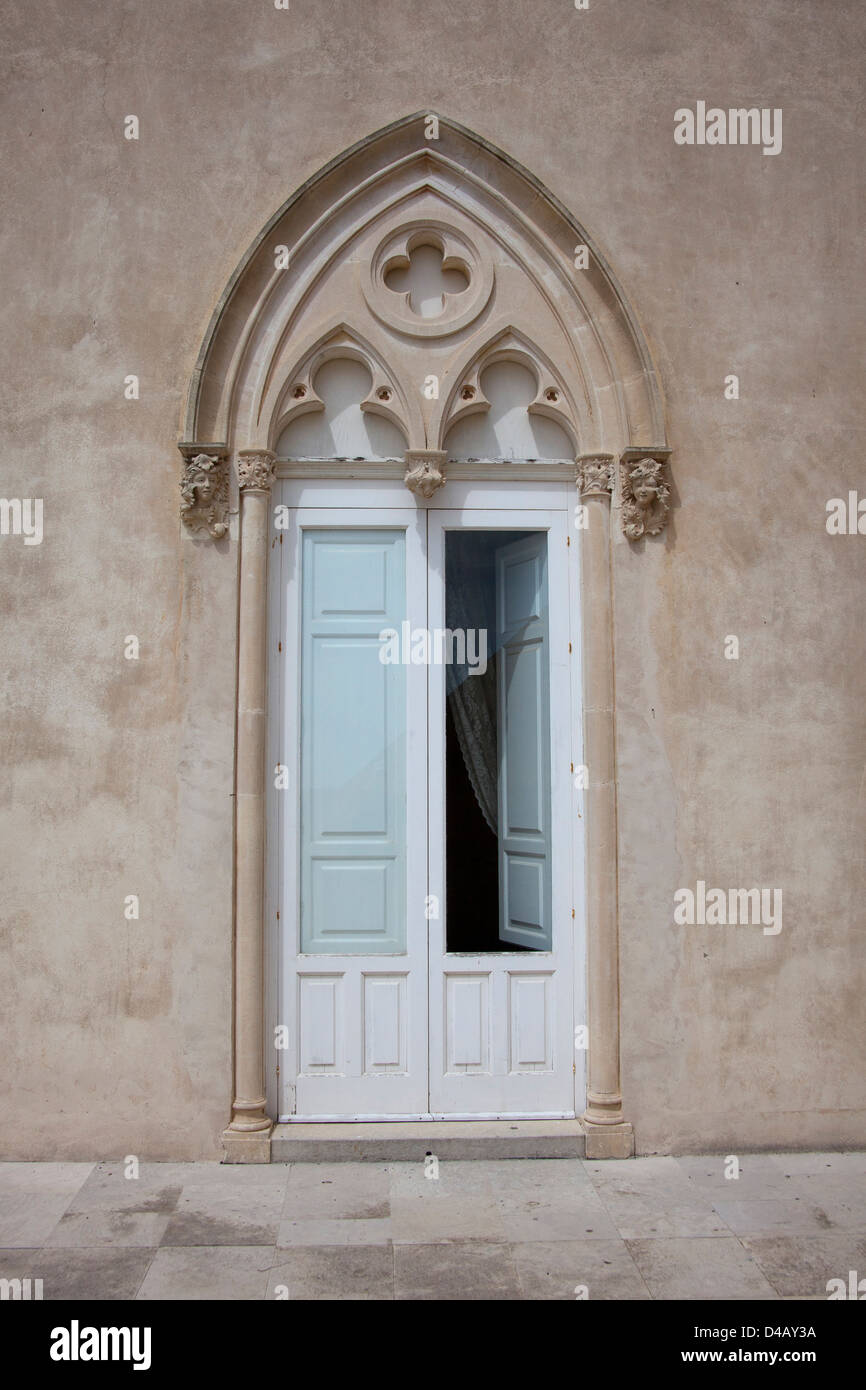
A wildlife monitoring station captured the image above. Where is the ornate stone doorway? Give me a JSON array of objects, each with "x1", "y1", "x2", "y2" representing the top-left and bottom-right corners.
[{"x1": 178, "y1": 113, "x2": 670, "y2": 1160}]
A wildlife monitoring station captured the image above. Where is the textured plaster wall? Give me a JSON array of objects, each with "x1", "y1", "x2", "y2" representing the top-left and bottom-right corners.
[{"x1": 0, "y1": 0, "x2": 863, "y2": 1157}]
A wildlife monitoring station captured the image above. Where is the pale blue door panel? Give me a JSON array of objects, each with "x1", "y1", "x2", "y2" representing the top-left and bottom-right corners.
[
  {"x1": 495, "y1": 533, "x2": 553, "y2": 949},
  {"x1": 300, "y1": 530, "x2": 407, "y2": 954},
  {"x1": 503, "y1": 642, "x2": 546, "y2": 833}
]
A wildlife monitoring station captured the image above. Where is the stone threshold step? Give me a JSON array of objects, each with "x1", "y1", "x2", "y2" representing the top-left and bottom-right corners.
[{"x1": 271, "y1": 1119, "x2": 587, "y2": 1162}]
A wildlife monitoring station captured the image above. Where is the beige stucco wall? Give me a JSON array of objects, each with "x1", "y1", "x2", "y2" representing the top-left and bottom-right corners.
[{"x1": 1, "y1": 0, "x2": 863, "y2": 1158}]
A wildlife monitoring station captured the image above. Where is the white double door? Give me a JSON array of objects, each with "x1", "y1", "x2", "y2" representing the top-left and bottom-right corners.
[{"x1": 269, "y1": 481, "x2": 583, "y2": 1121}]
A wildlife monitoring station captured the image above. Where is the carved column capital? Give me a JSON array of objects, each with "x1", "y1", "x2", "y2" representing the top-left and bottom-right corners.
[
  {"x1": 619, "y1": 449, "x2": 672, "y2": 540},
  {"x1": 178, "y1": 443, "x2": 229, "y2": 540},
  {"x1": 575, "y1": 454, "x2": 616, "y2": 498},
  {"x1": 237, "y1": 450, "x2": 277, "y2": 494},
  {"x1": 404, "y1": 449, "x2": 447, "y2": 499}
]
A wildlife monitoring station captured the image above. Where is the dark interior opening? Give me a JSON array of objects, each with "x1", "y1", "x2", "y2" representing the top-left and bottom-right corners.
[
  {"x1": 444, "y1": 529, "x2": 536, "y2": 953},
  {"x1": 445, "y1": 699, "x2": 500, "y2": 950}
]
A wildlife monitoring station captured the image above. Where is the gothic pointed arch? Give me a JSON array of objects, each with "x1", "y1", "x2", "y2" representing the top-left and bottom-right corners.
[{"x1": 180, "y1": 111, "x2": 668, "y2": 485}]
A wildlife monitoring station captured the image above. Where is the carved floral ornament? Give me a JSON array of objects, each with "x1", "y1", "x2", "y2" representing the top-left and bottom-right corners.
[
  {"x1": 576, "y1": 455, "x2": 615, "y2": 497},
  {"x1": 237, "y1": 450, "x2": 277, "y2": 493}
]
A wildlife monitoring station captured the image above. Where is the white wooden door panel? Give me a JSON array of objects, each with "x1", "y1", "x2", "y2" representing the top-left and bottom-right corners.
[
  {"x1": 273, "y1": 502, "x2": 428, "y2": 1119},
  {"x1": 270, "y1": 486, "x2": 582, "y2": 1121},
  {"x1": 427, "y1": 509, "x2": 575, "y2": 1117},
  {"x1": 495, "y1": 533, "x2": 553, "y2": 949}
]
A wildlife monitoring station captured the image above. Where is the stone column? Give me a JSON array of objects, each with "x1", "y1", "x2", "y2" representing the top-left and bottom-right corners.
[
  {"x1": 222, "y1": 449, "x2": 277, "y2": 1162},
  {"x1": 575, "y1": 455, "x2": 634, "y2": 1158}
]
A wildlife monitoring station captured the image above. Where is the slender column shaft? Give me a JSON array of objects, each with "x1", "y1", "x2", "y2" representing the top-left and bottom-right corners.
[
  {"x1": 576, "y1": 458, "x2": 625, "y2": 1127},
  {"x1": 228, "y1": 452, "x2": 276, "y2": 1134}
]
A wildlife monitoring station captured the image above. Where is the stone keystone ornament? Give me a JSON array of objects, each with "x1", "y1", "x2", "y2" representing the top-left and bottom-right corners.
[
  {"x1": 620, "y1": 456, "x2": 671, "y2": 539},
  {"x1": 404, "y1": 449, "x2": 447, "y2": 499},
  {"x1": 180, "y1": 452, "x2": 229, "y2": 539}
]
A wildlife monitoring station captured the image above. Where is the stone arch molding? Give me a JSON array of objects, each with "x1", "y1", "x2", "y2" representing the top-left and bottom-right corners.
[
  {"x1": 178, "y1": 111, "x2": 669, "y2": 514},
  {"x1": 179, "y1": 114, "x2": 671, "y2": 1162}
]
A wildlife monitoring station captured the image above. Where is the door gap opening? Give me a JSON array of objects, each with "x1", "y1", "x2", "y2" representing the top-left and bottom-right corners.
[{"x1": 444, "y1": 529, "x2": 550, "y2": 954}]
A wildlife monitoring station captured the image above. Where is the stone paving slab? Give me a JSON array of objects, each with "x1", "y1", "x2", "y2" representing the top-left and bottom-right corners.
[
  {"x1": 710, "y1": 1197, "x2": 840, "y2": 1238},
  {"x1": 0, "y1": 1152, "x2": 861, "y2": 1300},
  {"x1": 512, "y1": 1238, "x2": 651, "y2": 1300},
  {"x1": 45, "y1": 1210, "x2": 172, "y2": 1248},
  {"x1": 394, "y1": 1241, "x2": 522, "y2": 1300},
  {"x1": 626, "y1": 1236, "x2": 779, "y2": 1301},
  {"x1": 267, "y1": 1245, "x2": 394, "y2": 1300},
  {"x1": 741, "y1": 1232, "x2": 866, "y2": 1299},
  {"x1": 0, "y1": 1246, "x2": 154, "y2": 1301},
  {"x1": 675, "y1": 1153, "x2": 798, "y2": 1200},
  {"x1": 137, "y1": 1246, "x2": 275, "y2": 1301},
  {"x1": 278, "y1": 1216, "x2": 393, "y2": 1247},
  {"x1": 0, "y1": 1162, "x2": 96, "y2": 1247},
  {"x1": 282, "y1": 1162, "x2": 392, "y2": 1220}
]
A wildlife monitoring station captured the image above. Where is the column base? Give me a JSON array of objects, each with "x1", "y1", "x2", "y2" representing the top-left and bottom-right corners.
[
  {"x1": 221, "y1": 1125, "x2": 273, "y2": 1164},
  {"x1": 580, "y1": 1119, "x2": 635, "y2": 1159}
]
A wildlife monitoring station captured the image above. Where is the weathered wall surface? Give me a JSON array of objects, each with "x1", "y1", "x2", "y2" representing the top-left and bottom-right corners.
[{"x1": 1, "y1": 0, "x2": 863, "y2": 1157}]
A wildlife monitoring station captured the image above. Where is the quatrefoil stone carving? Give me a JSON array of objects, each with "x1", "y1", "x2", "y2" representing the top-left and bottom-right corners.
[
  {"x1": 384, "y1": 241, "x2": 469, "y2": 319},
  {"x1": 362, "y1": 221, "x2": 494, "y2": 338}
]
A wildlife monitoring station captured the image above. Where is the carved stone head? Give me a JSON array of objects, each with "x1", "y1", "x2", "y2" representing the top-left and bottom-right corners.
[
  {"x1": 180, "y1": 453, "x2": 229, "y2": 539},
  {"x1": 621, "y1": 457, "x2": 670, "y2": 539}
]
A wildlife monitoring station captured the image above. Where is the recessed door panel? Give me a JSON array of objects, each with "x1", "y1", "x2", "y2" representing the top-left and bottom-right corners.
[{"x1": 301, "y1": 530, "x2": 406, "y2": 954}]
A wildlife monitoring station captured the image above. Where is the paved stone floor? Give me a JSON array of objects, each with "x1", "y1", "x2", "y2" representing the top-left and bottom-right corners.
[{"x1": 1, "y1": 1152, "x2": 864, "y2": 1300}]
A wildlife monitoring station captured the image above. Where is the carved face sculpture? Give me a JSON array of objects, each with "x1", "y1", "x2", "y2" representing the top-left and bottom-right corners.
[
  {"x1": 622, "y1": 458, "x2": 670, "y2": 540},
  {"x1": 181, "y1": 454, "x2": 228, "y2": 539},
  {"x1": 632, "y1": 476, "x2": 659, "y2": 509},
  {"x1": 192, "y1": 468, "x2": 215, "y2": 503}
]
